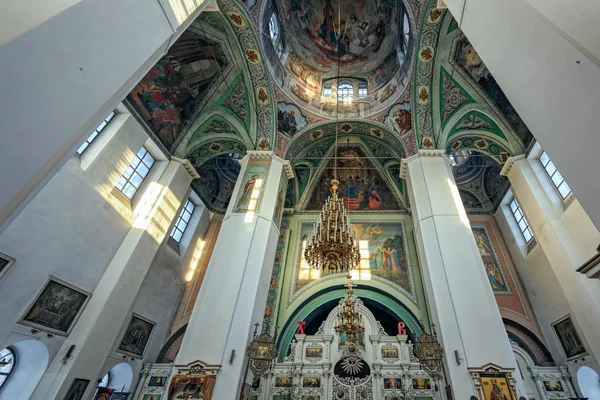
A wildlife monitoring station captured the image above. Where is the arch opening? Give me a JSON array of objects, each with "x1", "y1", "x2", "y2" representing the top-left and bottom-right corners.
[{"x1": 0, "y1": 339, "x2": 49, "y2": 400}]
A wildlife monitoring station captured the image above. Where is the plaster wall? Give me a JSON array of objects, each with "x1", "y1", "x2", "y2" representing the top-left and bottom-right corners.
[
  {"x1": 0, "y1": 0, "x2": 212, "y2": 232},
  {"x1": 441, "y1": 0, "x2": 600, "y2": 232}
]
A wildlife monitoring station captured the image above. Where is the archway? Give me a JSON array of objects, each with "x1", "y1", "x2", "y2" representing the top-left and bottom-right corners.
[
  {"x1": 511, "y1": 344, "x2": 540, "y2": 400},
  {"x1": 577, "y1": 366, "x2": 600, "y2": 399},
  {"x1": 96, "y1": 362, "x2": 133, "y2": 395},
  {"x1": 0, "y1": 339, "x2": 49, "y2": 400}
]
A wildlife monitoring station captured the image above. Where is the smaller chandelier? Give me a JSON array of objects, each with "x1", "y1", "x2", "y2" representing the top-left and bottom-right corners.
[
  {"x1": 304, "y1": 179, "x2": 361, "y2": 273},
  {"x1": 335, "y1": 274, "x2": 365, "y2": 336}
]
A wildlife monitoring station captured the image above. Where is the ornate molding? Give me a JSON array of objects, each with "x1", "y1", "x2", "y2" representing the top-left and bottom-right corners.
[
  {"x1": 500, "y1": 154, "x2": 526, "y2": 177},
  {"x1": 171, "y1": 157, "x2": 201, "y2": 179},
  {"x1": 399, "y1": 149, "x2": 448, "y2": 179}
]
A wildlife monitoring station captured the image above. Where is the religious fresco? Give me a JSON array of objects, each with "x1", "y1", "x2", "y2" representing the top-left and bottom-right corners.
[
  {"x1": 234, "y1": 162, "x2": 269, "y2": 212},
  {"x1": 368, "y1": 53, "x2": 400, "y2": 91},
  {"x1": 277, "y1": 102, "x2": 308, "y2": 137},
  {"x1": 306, "y1": 147, "x2": 401, "y2": 211},
  {"x1": 273, "y1": 172, "x2": 287, "y2": 227},
  {"x1": 293, "y1": 220, "x2": 415, "y2": 298},
  {"x1": 127, "y1": 30, "x2": 228, "y2": 150},
  {"x1": 385, "y1": 101, "x2": 412, "y2": 135},
  {"x1": 286, "y1": 54, "x2": 322, "y2": 92},
  {"x1": 277, "y1": 0, "x2": 404, "y2": 78},
  {"x1": 454, "y1": 36, "x2": 533, "y2": 146},
  {"x1": 472, "y1": 225, "x2": 511, "y2": 295}
]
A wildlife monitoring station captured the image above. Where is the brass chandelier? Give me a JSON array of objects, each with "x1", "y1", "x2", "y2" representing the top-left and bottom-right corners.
[{"x1": 334, "y1": 274, "x2": 364, "y2": 336}]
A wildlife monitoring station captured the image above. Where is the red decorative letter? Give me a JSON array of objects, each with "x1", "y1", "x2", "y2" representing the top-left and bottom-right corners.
[
  {"x1": 397, "y1": 321, "x2": 407, "y2": 336},
  {"x1": 297, "y1": 321, "x2": 306, "y2": 334}
]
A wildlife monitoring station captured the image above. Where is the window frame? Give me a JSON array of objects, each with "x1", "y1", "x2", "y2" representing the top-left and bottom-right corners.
[
  {"x1": 170, "y1": 198, "x2": 196, "y2": 243},
  {"x1": 268, "y1": 13, "x2": 279, "y2": 43},
  {"x1": 358, "y1": 84, "x2": 368, "y2": 99},
  {"x1": 509, "y1": 197, "x2": 534, "y2": 243},
  {"x1": 0, "y1": 346, "x2": 16, "y2": 391},
  {"x1": 538, "y1": 151, "x2": 572, "y2": 200},
  {"x1": 76, "y1": 110, "x2": 117, "y2": 156},
  {"x1": 115, "y1": 146, "x2": 156, "y2": 200},
  {"x1": 337, "y1": 82, "x2": 354, "y2": 101},
  {"x1": 323, "y1": 85, "x2": 332, "y2": 98}
]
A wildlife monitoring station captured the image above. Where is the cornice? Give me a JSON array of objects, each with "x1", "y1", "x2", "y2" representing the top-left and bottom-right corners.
[
  {"x1": 399, "y1": 149, "x2": 447, "y2": 179},
  {"x1": 171, "y1": 157, "x2": 200, "y2": 179},
  {"x1": 500, "y1": 155, "x2": 526, "y2": 177}
]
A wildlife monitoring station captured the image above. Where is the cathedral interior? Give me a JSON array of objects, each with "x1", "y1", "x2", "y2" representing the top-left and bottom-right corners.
[{"x1": 1, "y1": 0, "x2": 600, "y2": 399}]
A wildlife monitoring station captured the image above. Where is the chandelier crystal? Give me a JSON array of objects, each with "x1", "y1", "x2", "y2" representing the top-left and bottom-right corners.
[
  {"x1": 304, "y1": 179, "x2": 361, "y2": 274},
  {"x1": 334, "y1": 274, "x2": 365, "y2": 336}
]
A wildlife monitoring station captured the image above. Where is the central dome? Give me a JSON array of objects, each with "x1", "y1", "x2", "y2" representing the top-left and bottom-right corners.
[{"x1": 276, "y1": 0, "x2": 409, "y2": 84}]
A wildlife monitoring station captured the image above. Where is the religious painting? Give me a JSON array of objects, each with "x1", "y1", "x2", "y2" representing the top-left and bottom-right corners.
[
  {"x1": 234, "y1": 162, "x2": 269, "y2": 213},
  {"x1": 64, "y1": 378, "x2": 90, "y2": 400},
  {"x1": 295, "y1": 220, "x2": 414, "y2": 298},
  {"x1": 274, "y1": 376, "x2": 292, "y2": 387},
  {"x1": 339, "y1": 331, "x2": 365, "y2": 348},
  {"x1": 385, "y1": 102, "x2": 412, "y2": 135},
  {"x1": 148, "y1": 376, "x2": 167, "y2": 387},
  {"x1": 286, "y1": 54, "x2": 321, "y2": 92},
  {"x1": 111, "y1": 393, "x2": 130, "y2": 400},
  {"x1": 552, "y1": 315, "x2": 586, "y2": 359},
  {"x1": 454, "y1": 36, "x2": 532, "y2": 146},
  {"x1": 168, "y1": 375, "x2": 215, "y2": 399},
  {"x1": 142, "y1": 394, "x2": 162, "y2": 400},
  {"x1": 0, "y1": 252, "x2": 15, "y2": 280},
  {"x1": 381, "y1": 347, "x2": 399, "y2": 359},
  {"x1": 117, "y1": 314, "x2": 155, "y2": 358},
  {"x1": 480, "y1": 373, "x2": 515, "y2": 400},
  {"x1": 278, "y1": 0, "x2": 404, "y2": 78},
  {"x1": 412, "y1": 378, "x2": 431, "y2": 389},
  {"x1": 273, "y1": 173, "x2": 288, "y2": 227},
  {"x1": 306, "y1": 147, "x2": 401, "y2": 211},
  {"x1": 303, "y1": 377, "x2": 321, "y2": 388},
  {"x1": 305, "y1": 346, "x2": 323, "y2": 358},
  {"x1": 126, "y1": 30, "x2": 228, "y2": 150},
  {"x1": 543, "y1": 380, "x2": 564, "y2": 392},
  {"x1": 472, "y1": 225, "x2": 511, "y2": 294},
  {"x1": 368, "y1": 53, "x2": 400, "y2": 91},
  {"x1": 20, "y1": 276, "x2": 90, "y2": 336},
  {"x1": 383, "y1": 378, "x2": 402, "y2": 389},
  {"x1": 277, "y1": 102, "x2": 307, "y2": 137},
  {"x1": 93, "y1": 387, "x2": 114, "y2": 400}
]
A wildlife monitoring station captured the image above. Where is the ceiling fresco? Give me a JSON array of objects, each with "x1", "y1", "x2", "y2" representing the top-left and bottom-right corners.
[{"x1": 277, "y1": 0, "x2": 404, "y2": 79}]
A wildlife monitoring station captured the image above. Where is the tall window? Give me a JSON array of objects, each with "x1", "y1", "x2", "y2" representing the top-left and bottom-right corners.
[
  {"x1": 116, "y1": 146, "x2": 155, "y2": 199},
  {"x1": 0, "y1": 347, "x2": 15, "y2": 391},
  {"x1": 510, "y1": 197, "x2": 533, "y2": 243},
  {"x1": 323, "y1": 85, "x2": 332, "y2": 98},
  {"x1": 358, "y1": 84, "x2": 368, "y2": 98},
  {"x1": 76, "y1": 110, "x2": 117, "y2": 155},
  {"x1": 539, "y1": 151, "x2": 571, "y2": 199},
  {"x1": 449, "y1": 149, "x2": 472, "y2": 166},
  {"x1": 170, "y1": 199, "x2": 196, "y2": 243},
  {"x1": 338, "y1": 83, "x2": 354, "y2": 101},
  {"x1": 269, "y1": 13, "x2": 278, "y2": 42}
]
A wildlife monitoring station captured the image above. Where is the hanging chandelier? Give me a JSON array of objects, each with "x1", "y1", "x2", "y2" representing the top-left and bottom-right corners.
[
  {"x1": 304, "y1": 179, "x2": 360, "y2": 273},
  {"x1": 334, "y1": 274, "x2": 364, "y2": 336}
]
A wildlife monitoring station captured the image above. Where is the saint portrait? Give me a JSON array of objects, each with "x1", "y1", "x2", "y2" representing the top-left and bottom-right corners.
[
  {"x1": 275, "y1": 376, "x2": 292, "y2": 387},
  {"x1": 472, "y1": 226, "x2": 510, "y2": 293},
  {"x1": 302, "y1": 377, "x2": 321, "y2": 388},
  {"x1": 141, "y1": 395, "x2": 161, "y2": 400},
  {"x1": 148, "y1": 376, "x2": 167, "y2": 387},
  {"x1": 412, "y1": 378, "x2": 431, "y2": 389},
  {"x1": 305, "y1": 347, "x2": 323, "y2": 358},
  {"x1": 64, "y1": 378, "x2": 90, "y2": 400},
  {"x1": 383, "y1": 378, "x2": 401, "y2": 389},
  {"x1": 543, "y1": 380, "x2": 564, "y2": 392},
  {"x1": 20, "y1": 277, "x2": 90, "y2": 336},
  {"x1": 480, "y1": 374, "x2": 515, "y2": 400},
  {"x1": 117, "y1": 314, "x2": 155, "y2": 358},
  {"x1": 552, "y1": 316, "x2": 586, "y2": 359},
  {"x1": 93, "y1": 387, "x2": 114, "y2": 400},
  {"x1": 234, "y1": 163, "x2": 269, "y2": 213}
]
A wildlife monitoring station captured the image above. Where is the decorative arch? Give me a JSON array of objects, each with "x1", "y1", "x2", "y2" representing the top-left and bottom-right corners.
[
  {"x1": 277, "y1": 287, "x2": 425, "y2": 361},
  {"x1": 157, "y1": 324, "x2": 188, "y2": 363},
  {"x1": 503, "y1": 318, "x2": 553, "y2": 367}
]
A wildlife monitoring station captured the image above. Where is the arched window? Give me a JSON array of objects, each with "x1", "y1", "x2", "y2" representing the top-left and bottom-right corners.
[
  {"x1": 269, "y1": 13, "x2": 279, "y2": 42},
  {"x1": 0, "y1": 347, "x2": 15, "y2": 391},
  {"x1": 323, "y1": 85, "x2": 332, "y2": 98},
  {"x1": 338, "y1": 83, "x2": 354, "y2": 101},
  {"x1": 358, "y1": 84, "x2": 368, "y2": 98}
]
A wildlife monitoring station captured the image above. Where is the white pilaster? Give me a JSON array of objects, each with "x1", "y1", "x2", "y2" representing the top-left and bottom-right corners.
[
  {"x1": 501, "y1": 156, "x2": 600, "y2": 362},
  {"x1": 32, "y1": 159, "x2": 195, "y2": 400},
  {"x1": 401, "y1": 150, "x2": 523, "y2": 398},
  {"x1": 175, "y1": 152, "x2": 293, "y2": 399}
]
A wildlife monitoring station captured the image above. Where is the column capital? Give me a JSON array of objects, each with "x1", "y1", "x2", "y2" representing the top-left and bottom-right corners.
[
  {"x1": 500, "y1": 154, "x2": 526, "y2": 177},
  {"x1": 241, "y1": 151, "x2": 294, "y2": 180},
  {"x1": 399, "y1": 149, "x2": 448, "y2": 179},
  {"x1": 171, "y1": 157, "x2": 200, "y2": 179}
]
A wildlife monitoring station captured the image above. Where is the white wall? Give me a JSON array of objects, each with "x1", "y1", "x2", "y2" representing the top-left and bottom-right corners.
[{"x1": 0, "y1": 340, "x2": 49, "y2": 400}]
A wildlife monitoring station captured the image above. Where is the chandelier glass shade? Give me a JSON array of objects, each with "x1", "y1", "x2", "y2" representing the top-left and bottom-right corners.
[
  {"x1": 334, "y1": 274, "x2": 365, "y2": 336},
  {"x1": 304, "y1": 179, "x2": 361, "y2": 274}
]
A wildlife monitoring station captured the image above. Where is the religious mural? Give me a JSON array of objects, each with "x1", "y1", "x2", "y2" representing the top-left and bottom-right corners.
[
  {"x1": 294, "y1": 220, "x2": 414, "y2": 298},
  {"x1": 273, "y1": 173, "x2": 287, "y2": 227},
  {"x1": 117, "y1": 314, "x2": 155, "y2": 358},
  {"x1": 306, "y1": 147, "x2": 401, "y2": 211},
  {"x1": 368, "y1": 52, "x2": 400, "y2": 91},
  {"x1": 20, "y1": 277, "x2": 89, "y2": 336},
  {"x1": 234, "y1": 162, "x2": 269, "y2": 212},
  {"x1": 277, "y1": 102, "x2": 308, "y2": 137},
  {"x1": 552, "y1": 316, "x2": 586, "y2": 360},
  {"x1": 127, "y1": 30, "x2": 228, "y2": 150},
  {"x1": 472, "y1": 225, "x2": 511, "y2": 294},
  {"x1": 384, "y1": 102, "x2": 412, "y2": 135},
  {"x1": 454, "y1": 36, "x2": 532, "y2": 146},
  {"x1": 278, "y1": 0, "x2": 404, "y2": 78}
]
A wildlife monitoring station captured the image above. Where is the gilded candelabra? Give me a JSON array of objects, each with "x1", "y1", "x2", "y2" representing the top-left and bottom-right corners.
[{"x1": 334, "y1": 274, "x2": 364, "y2": 336}]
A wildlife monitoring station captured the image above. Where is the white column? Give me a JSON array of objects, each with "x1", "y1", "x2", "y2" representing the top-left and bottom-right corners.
[
  {"x1": 400, "y1": 150, "x2": 523, "y2": 399},
  {"x1": 176, "y1": 151, "x2": 293, "y2": 399},
  {"x1": 501, "y1": 156, "x2": 600, "y2": 362},
  {"x1": 441, "y1": 0, "x2": 600, "y2": 230},
  {"x1": 32, "y1": 159, "x2": 195, "y2": 400},
  {"x1": 0, "y1": 0, "x2": 215, "y2": 231}
]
